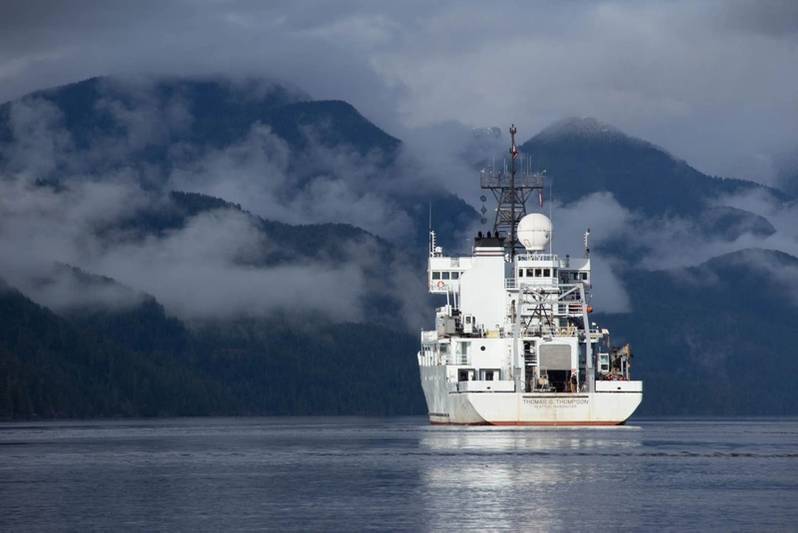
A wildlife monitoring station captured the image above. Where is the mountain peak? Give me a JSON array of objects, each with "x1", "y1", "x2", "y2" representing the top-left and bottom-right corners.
[
  {"x1": 532, "y1": 116, "x2": 627, "y2": 142},
  {"x1": 702, "y1": 247, "x2": 798, "y2": 270}
]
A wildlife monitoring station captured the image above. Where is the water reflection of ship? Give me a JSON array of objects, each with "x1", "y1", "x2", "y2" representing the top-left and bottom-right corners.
[
  {"x1": 418, "y1": 124, "x2": 642, "y2": 425},
  {"x1": 417, "y1": 427, "x2": 643, "y2": 530}
]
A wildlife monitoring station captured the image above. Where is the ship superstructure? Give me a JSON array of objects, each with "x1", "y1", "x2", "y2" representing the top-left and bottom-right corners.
[{"x1": 418, "y1": 125, "x2": 642, "y2": 425}]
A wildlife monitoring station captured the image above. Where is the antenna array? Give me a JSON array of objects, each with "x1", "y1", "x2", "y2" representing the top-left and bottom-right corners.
[{"x1": 479, "y1": 124, "x2": 546, "y2": 258}]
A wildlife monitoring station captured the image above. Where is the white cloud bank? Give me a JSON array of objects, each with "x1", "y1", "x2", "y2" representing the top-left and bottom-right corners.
[{"x1": 1, "y1": 1, "x2": 796, "y2": 184}]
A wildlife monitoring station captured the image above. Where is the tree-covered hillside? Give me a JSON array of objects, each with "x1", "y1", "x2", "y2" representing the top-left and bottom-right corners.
[
  {"x1": 1, "y1": 281, "x2": 425, "y2": 419},
  {"x1": 600, "y1": 248, "x2": 798, "y2": 416}
]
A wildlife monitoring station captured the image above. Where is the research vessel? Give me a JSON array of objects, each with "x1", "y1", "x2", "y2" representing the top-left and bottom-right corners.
[{"x1": 418, "y1": 125, "x2": 642, "y2": 425}]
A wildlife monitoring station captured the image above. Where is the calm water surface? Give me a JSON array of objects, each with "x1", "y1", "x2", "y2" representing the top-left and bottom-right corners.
[{"x1": 1, "y1": 417, "x2": 797, "y2": 531}]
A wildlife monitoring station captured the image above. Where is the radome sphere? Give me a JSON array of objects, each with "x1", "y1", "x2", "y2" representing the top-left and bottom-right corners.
[{"x1": 517, "y1": 213, "x2": 552, "y2": 251}]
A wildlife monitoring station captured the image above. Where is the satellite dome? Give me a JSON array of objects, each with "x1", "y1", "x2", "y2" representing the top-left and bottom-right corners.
[{"x1": 517, "y1": 213, "x2": 552, "y2": 251}]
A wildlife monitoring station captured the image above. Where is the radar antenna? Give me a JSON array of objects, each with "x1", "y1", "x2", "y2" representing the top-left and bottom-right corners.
[{"x1": 480, "y1": 124, "x2": 546, "y2": 259}]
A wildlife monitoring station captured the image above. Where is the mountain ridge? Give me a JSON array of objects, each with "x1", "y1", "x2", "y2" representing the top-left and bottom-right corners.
[{"x1": 520, "y1": 116, "x2": 791, "y2": 216}]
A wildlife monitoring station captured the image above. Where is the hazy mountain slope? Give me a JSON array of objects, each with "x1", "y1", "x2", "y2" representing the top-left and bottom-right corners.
[
  {"x1": 263, "y1": 99, "x2": 400, "y2": 156},
  {"x1": 599, "y1": 248, "x2": 798, "y2": 416},
  {"x1": 0, "y1": 76, "x2": 476, "y2": 251},
  {"x1": 0, "y1": 75, "x2": 399, "y2": 185},
  {"x1": 521, "y1": 117, "x2": 791, "y2": 216},
  {"x1": 1, "y1": 77, "x2": 300, "y2": 157},
  {"x1": 0, "y1": 182, "x2": 430, "y2": 419},
  {"x1": 9, "y1": 185, "x2": 423, "y2": 328}
]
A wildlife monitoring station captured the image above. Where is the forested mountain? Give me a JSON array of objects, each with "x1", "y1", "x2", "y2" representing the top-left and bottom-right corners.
[
  {"x1": 0, "y1": 180, "x2": 429, "y2": 418},
  {"x1": 0, "y1": 76, "x2": 475, "y2": 251},
  {"x1": 0, "y1": 281, "x2": 220, "y2": 418},
  {"x1": 0, "y1": 280, "x2": 424, "y2": 418},
  {"x1": 600, "y1": 248, "x2": 798, "y2": 415},
  {"x1": 0, "y1": 76, "x2": 396, "y2": 168},
  {"x1": 1, "y1": 76, "x2": 796, "y2": 419},
  {"x1": 520, "y1": 117, "x2": 790, "y2": 216}
]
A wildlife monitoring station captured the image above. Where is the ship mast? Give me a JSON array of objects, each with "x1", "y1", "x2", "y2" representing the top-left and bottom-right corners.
[
  {"x1": 480, "y1": 124, "x2": 545, "y2": 259},
  {"x1": 510, "y1": 125, "x2": 518, "y2": 259}
]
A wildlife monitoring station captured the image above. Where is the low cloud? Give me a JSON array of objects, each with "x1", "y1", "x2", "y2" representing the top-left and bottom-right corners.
[
  {"x1": 3, "y1": 96, "x2": 73, "y2": 177},
  {"x1": 2, "y1": 1, "x2": 796, "y2": 185},
  {"x1": 0, "y1": 175, "x2": 375, "y2": 322},
  {"x1": 168, "y1": 123, "x2": 417, "y2": 241},
  {"x1": 548, "y1": 193, "x2": 632, "y2": 313},
  {"x1": 92, "y1": 209, "x2": 368, "y2": 321},
  {"x1": 546, "y1": 188, "x2": 798, "y2": 311},
  {"x1": 0, "y1": 86, "x2": 437, "y2": 326},
  {"x1": 2, "y1": 71, "x2": 796, "y2": 325},
  {"x1": 637, "y1": 189, "x2": 798, "y2": 269}
]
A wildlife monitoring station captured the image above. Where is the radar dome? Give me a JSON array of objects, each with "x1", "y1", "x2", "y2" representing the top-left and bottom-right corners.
[{"x1": 517, "y1": 213, "x2": 552, "y2": 251}]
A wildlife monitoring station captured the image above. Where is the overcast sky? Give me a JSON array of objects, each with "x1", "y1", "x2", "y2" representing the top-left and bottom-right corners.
[{"x1": 1, "y1": 0, "x2": 796, "y2": 185}]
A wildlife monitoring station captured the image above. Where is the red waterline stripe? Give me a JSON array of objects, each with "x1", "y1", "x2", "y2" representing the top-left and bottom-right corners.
[{"x1": 430, "y1": 420, "x2": 626, "y2": 427}]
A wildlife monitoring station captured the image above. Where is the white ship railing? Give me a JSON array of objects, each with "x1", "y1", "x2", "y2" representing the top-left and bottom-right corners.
[
  {"x1": 516, "y1": 253, "x2": 559, "y2": 262},
  {"x1": 480, "y1": 171, "x2": 544, "y2": 189},
  {"x1": 446, "y1": 354, "x2": 471, "y2": 366},
  {"x1": 557, "y1": 303, "x2": 587, "y2": 315}
]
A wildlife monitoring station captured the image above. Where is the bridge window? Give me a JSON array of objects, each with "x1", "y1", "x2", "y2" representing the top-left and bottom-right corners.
[
  {"x1": 535, "y1": 268, "x2": 542, "y2": 277},
  {"x1": 432, "y1": 271, "x2": 440, "y2": 279},
  {"x1": 451, "y1": 272, "x2": 459, "y2": 280},
  {"x1": 518, "y1": 269, "x2": 524, "y2": 277},
  {"x1": 581, "y1": 272, "x2": 588, "y2": 280},
  {"x1": 527, "y1": 268, "x2": 534, "y2": 277},
  {"x1": 442, "y1": 272, "x2": 450, "y2": 280},
  {"x1": 480, "y1": 368, "x2": 500, "y2": 381},
  {"x1": 543, "y1": 268, "x2": 551, "y2": 277}
]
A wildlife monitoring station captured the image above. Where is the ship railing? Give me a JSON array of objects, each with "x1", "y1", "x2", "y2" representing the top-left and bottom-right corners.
[
  {"x1": 480, "y1": 172, "x2": 544, "y2": 189},
  {"x1": 516, "y1": 253, "x2": 559, "y2": 262},
  {"x1": 421, "y1": 331, "x2": 437, "y2": 343},
  {"x1": 445, "y1": 355, "x2": 471, "y2": 366},
  {"x1": 557, "y1": 303, "x2": 586, "y2": 316}
]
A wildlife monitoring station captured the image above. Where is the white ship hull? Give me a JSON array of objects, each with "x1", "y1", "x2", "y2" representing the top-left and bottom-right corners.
[{"x1": 420, "y1": 366, "x2": 642, "y2": 426}]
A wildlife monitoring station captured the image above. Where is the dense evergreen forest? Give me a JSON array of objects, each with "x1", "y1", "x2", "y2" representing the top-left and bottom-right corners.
[{"x1": 0, "y1": 283, "x2": 425, "y2": 418}]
